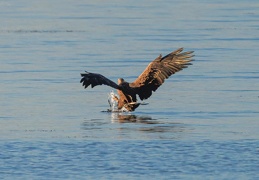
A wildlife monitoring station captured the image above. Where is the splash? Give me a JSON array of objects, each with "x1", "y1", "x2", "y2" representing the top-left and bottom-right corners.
[
  {"x1": 107, "y1": 91, "x2": 148, "y2": 112},
  {"x1": 108, "y1": 91, "x2": 118, "y2": 111},
  {"x1": 107, "y1": 91, "x2": 121, "y2": 112},
  {"x1": 108, "y1": 91, "x2": 131, "y2": 112}
]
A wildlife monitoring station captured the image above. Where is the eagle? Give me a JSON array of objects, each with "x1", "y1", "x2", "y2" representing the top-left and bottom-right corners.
[{"x1": 80, "y1": 48, "x2": 194, "y2": 111}]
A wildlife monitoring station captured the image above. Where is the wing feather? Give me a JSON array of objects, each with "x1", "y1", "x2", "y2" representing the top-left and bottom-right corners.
[
  {"x1": 130, "y1": 48, "x2": 194, "y2": 100},
  {"x1": 80, "y1": 71, "x2": 121, "y2": 90}
]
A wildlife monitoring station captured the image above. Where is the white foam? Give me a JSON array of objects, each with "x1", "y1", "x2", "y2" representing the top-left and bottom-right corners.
[
  {"x1": 107, "y1": 91, "x2": 148, "y2": 112},
  {"x1": 108, "y1": 91, "x2": 119, "y2": 112}
]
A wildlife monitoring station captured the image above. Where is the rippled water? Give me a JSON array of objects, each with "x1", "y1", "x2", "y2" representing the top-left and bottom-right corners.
[{"x1": 1, "y1": 0, "x2": 259, "y2": 179}]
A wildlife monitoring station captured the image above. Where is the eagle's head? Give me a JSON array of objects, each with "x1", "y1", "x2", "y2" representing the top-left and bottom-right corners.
[{"x1": 118, "y1": 78, "x2": 125, "y2": 85}]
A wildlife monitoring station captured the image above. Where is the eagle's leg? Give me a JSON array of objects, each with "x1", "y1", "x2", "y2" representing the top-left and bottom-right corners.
[{"x1": 122, "y1": 102, "x2": 141, "y2": 112}]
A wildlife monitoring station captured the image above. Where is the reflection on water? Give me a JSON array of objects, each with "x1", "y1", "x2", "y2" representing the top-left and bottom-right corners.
[
  {"x1": 111, "y1": 113, "x2": 155, "y2": 123},
  {"x1": 113, "y1": 113, "x2": 187, "y2": 137},
  {"x1": 81, "y1": 113, "x2": 188, "y2": 140}
]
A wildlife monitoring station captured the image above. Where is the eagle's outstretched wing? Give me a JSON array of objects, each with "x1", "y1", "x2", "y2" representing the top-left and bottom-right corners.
[
  {"x1": 80, "y1": 71, "x2": 121, "y2": 90},
  {"x1": 130, "y1": 48, "x2": 194, "y2": 100}
]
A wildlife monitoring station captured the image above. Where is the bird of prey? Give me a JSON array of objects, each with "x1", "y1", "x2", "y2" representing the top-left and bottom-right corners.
[{"x1": 80, "y1": 47, "x2": 194, "y2": 111}]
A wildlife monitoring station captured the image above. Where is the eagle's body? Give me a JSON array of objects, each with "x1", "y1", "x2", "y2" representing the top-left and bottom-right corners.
[
  {"x1": 80, "y1": 48, "x2": 194, "y2": 111},
  {"x1": 116, "y1": 79, "x2": 140, "y2": 111}
]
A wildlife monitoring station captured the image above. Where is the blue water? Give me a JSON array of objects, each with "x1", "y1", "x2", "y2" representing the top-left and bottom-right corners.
[
  {"x1": 1, "y1": 140, "x2": 258, "y2": 179},
  {"x1": 1, "y1": 0, "x2": 259, "y2": 179}
]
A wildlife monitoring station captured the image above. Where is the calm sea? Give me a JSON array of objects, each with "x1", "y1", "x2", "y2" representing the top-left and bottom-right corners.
[{"x1": 0, "y1": 0, "x2": 259, "y2": 179}]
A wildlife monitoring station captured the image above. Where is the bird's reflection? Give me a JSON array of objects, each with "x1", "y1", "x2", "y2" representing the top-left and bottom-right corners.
[
  {"x1": 111, "y1": 113, "x2": 186, "y2": 139},
  {"x1": 110, "y1": 113, "x2": 187, "y2": 137},
  {"x1": 81, "y1": 113, "x2": 188, "y2": 140},
  {"x1": 111, "y1": 113, "x2": 157, "y2": 124}
]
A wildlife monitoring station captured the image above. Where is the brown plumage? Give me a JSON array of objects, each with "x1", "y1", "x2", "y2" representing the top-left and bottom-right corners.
[{"x1": 80, "y1": 47, "x2": 194, "y2": 111}]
